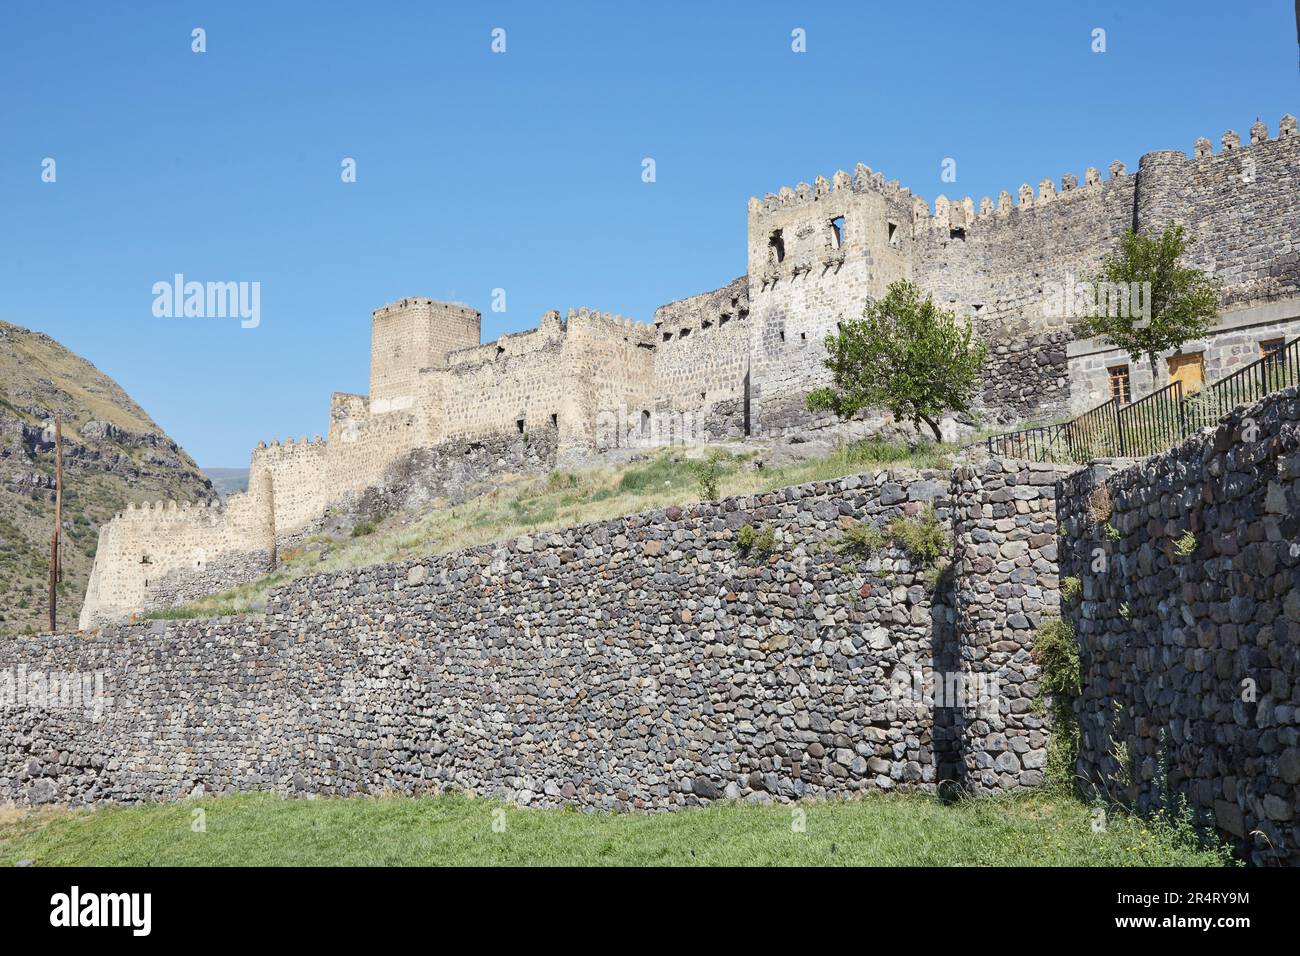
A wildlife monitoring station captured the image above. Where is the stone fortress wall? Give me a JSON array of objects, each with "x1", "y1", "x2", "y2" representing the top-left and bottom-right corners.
[
  {"x1": 79, "y1": 114, "x2": 1300, "y2": 626},
  {"x1": 748, "y1": 114, "x2": 1300, "y2": 432}
]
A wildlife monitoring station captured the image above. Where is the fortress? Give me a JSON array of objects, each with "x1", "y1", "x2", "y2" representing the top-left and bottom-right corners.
[{"x1": 80, "y1": 114, "x2": 1300, "y2": 627}]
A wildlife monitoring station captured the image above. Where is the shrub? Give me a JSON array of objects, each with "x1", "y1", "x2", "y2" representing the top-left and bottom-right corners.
[
  {"x1": 736, "y1": 523, "x2": 776, "y2": 555},
  {"x1": 351, "y1": 520, "x2": 377, "y2": 538},
  {"x1": 837, "y1": 507, "x2": 951, "y2": 590},
  {"x1": 689, "y1": 451, "x2": 729, "y2": 501},
  {"x1": 886, "y1": 505, "x2": 950, "y2": 568},
  {"x1": 1061, "y1": 576, "x2": 1082, "y2": 604},
  {"x1": 836, "y1": 520, "x2": 886, "y2": 557}
]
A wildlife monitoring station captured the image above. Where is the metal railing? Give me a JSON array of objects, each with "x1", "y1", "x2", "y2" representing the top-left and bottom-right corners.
[
  {"x1": 985, "y1": 337, "x2": 1299, "y2": 464},
  {"x1": 984, "y1": 420, "x2": 1072, "y2": 462},
  {"x1": 1116, "y1": 380, "x2": 1184, "y2": 458},
  {"x1": 1067, "y1": 396, "x2": 1123, "y2": 463},
  {"x1": 1186, "y1": 337, "x2": 1299, "y2": 433}
]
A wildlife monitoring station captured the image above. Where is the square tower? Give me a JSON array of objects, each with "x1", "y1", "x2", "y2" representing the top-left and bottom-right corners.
[{"x1": 369, "y1": 297, "x2": 481, "y2": 409}]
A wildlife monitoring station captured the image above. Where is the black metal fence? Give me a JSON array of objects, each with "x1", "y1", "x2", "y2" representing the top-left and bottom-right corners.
[
  {"x1": 1116, "y1": 380, "x2": 1184, "y2": 458},
  {"x1": 985, "y1": 337, "x2": 1299, "y2": 464}
]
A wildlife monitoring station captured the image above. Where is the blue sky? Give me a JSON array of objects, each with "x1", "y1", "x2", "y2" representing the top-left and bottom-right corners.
[{"x1": 1, "y1": 1, "x2": 1295, "y2": 465}]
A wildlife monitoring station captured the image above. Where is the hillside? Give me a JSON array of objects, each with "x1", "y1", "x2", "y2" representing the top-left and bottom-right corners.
[
  {"x1": 0, "y1": 320, "x2": 215, "y2": 634},
  {"x1": 204, "y1": 467, "x2": 250, "y2": 498},
  {"x1": 158, "y1": 436, "x2": 977, "y2": 619}
]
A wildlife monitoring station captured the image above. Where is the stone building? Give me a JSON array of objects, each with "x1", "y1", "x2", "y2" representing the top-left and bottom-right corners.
[{"x1": 79, "y1": 114, "x2": 1300, "y2": 626}]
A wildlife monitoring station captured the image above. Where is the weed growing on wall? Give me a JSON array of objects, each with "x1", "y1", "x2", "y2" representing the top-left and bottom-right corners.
[
  {"x1": 1088, "y1": 482, "x2": 1113, "y2": 526},
  {"x1": 1173, "y1": 530, "x2": 1196, "y2": 556},
  {"x1": 836, "y1": 520, "x2": 886, "y2": 557},
  {"x1": 1031, "y1": 615, "x2": 1081, "y2": 792},
  {"x1": 1061, "y1": 576, "x2": 1082, "y2": 604},
  {"x1": 736, "y1": 523, "x2": 776, "y2": 556},
  {"x1": 886, "y1": 506, "x2": 951, "y2": 568},
  {"x1": 834, "y1": 506, "x2": 952, "y2": 590}
]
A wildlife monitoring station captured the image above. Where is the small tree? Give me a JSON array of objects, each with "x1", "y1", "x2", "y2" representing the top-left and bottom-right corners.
[
  {"x1": 1081, "y1": 224, "x2": 1222, "y2": 376},
  {"x1": 806, "y1": 279, "x2": 986, "y2": 442}
]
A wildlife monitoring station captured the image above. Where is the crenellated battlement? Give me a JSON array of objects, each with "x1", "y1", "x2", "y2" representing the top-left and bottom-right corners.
[
  {"x1": 372, "y1": 296, "x2": 477, "y2": 318},
  {"x1": 81, "y1": 111, "x2": 1300, "y2": 629},
  {"x1": 747, "y1": 161, "x2": 914, "y2": 217},
  {"x1": 564, "y1": 306, "x2": 652, "y2": 333},
  {"x1": 912, "y1": 113, "x2": 1297, "y2": 234},
  {"x1": 253, "y1": 435, "x2": 327, "y2": 453},
  {"x1": 117, "y1": 497, "x2": 225, "y2": 523}
]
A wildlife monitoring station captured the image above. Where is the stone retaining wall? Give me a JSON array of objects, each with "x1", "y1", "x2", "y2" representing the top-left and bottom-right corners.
[
  {"x1": 1057, "y1": 385, "x2": 1300, "y2": 866},
  {"x1": 2, "y1": 461, "x2": 1064, "y2": 811}
]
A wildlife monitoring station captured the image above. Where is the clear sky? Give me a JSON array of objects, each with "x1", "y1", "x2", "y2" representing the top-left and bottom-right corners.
[{"x1": 2, "y1": 1, "x2": 1295, "y2": 465}]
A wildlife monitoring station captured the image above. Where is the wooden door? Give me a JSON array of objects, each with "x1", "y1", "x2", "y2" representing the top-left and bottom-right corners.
[{"x1": 1167, "y1": 352, "x2": 1204, "y2": 395}]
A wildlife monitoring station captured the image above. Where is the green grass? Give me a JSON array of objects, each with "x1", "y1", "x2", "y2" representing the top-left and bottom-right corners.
[
  {"x1": 141, "y1": 605, "x2": 249, "y2": 621},
  {"x1": 0, "y1": 791, "x2": 1235, "y2": 867}
]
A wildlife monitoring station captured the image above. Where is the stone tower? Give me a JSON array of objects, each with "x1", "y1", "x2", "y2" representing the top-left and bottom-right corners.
[{"x1": 368, "y1": 297, "x2": 481, "y2": 412}]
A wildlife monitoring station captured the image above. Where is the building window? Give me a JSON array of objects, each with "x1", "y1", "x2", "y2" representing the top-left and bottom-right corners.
[
  {"x1": 662, "y1": 330, "x2": 673, "y2": 342},
  {"x1": 640, "y1": 410, "x2": 651, "y2": 438},
  {"x1": 769, "y1": 229, "x2": 785, "y2": 263},
  {"x1": 1107, "y1": 364, "x2": 1132, "y2": 405},
  {"x1": 550, "y1": 413, "x2": 558, "y2": 427},
  {"x1": 516, "y1": 418, "x2": 525, "y2": 434},
  {"x1": 829, "y1": 216, "x2": 845, "y2": 249},
  {"x1": 1260, "y1": 338, "x2": 1285, "y2": 365},
  {"x1": 718, "y1": 314, "x2": 729, "y2": 327},
  {"x1": 679, "y1": 328, "x2": 691, "y2": 338},
  {"x1": 887, "y1": 221, "x2": 899, "y2": 247},
  {"x1": 949, "y1": 227, "x2": 966, "y2": 241}
]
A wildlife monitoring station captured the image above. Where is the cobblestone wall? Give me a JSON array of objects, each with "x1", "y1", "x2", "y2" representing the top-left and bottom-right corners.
[
  {"x1": 952, "y1": 459, "x2": 1071, "y2": 790},
  {"x1": 5, "y1": 462, "x2": 1064, "y2": 811},
  {"x1": 1058, "y1": 385, "x2": 1300, "y2": 866}
]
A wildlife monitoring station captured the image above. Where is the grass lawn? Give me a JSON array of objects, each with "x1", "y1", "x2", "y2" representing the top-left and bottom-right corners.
[{"x1": 0, "y1": 791, "x2": 1237, "y2": 867}]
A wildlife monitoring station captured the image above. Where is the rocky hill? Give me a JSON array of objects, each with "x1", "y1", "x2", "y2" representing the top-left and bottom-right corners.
[
  {"x1": 0, "y1": 321, "x2": 215, "y2": 634},
  {"x1": 204, "y1": 467, "x2": 250, "y2": 499}
]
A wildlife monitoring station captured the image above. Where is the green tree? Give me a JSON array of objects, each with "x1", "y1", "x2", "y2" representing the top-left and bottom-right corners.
[
  {"x1": 806, "y1": 279, "x2": 986, "y2": 442},
  {"x1": 1081, "y1": 224, "x2": 1222, "y2": 376}
]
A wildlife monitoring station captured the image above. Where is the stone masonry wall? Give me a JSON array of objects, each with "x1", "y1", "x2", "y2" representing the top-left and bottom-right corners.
[
  {"x1": 951, "y1": 459, "x2": 1071, "y2": 790},
  {"x1": 1057, "y1": 385, "x2": 1300, "y2": 866},
  {"x1": 6, "y1": 462, "x2": 1062, "y2": 811}
]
